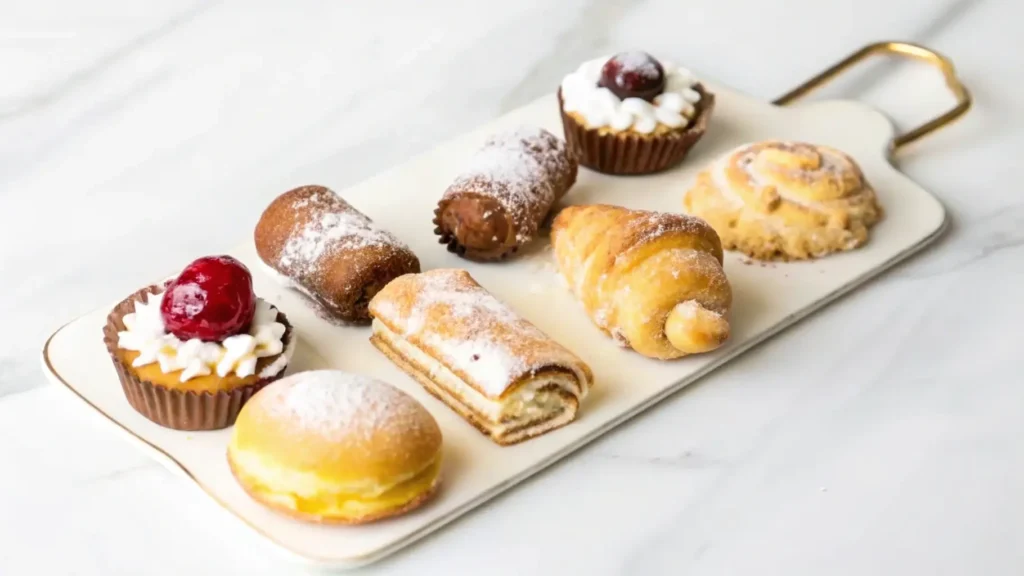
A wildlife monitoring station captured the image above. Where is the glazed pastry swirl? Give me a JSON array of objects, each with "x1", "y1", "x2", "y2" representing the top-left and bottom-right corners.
[
  {"x1": 684, "y1": 141, "x2": 883, "y2": 260},
  {"x1": 551, "y1": 204, "x2": 732, "y2": 360}
]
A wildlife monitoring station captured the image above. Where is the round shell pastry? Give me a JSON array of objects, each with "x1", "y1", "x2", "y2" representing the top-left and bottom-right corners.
[
  {"x1": 683, "y1": 141, "x2": 883, "y2": 261},
  {"x1": 227, "y1": 370, "x2": 443, "y2": 524}
]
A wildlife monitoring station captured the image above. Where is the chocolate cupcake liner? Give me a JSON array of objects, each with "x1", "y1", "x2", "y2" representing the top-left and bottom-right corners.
[
  {"x1": 102, "y1": 285, "x2": 293, "y2": 431},
  {"x1": 558, "y1": 85, "x2": 715, "y2": 175}
]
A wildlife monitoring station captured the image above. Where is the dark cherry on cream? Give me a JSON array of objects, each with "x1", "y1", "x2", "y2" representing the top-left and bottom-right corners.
[
  {"x1": 161, "y1": 255, "x2": 256, "y2": 341},
  {"x1": 598, "y1": 51, "x2": 666, "y2": 102}
]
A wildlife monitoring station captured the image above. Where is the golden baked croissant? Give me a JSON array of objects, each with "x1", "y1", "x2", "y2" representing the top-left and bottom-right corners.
[
  {"x1": 683, "y1": 140, "x2": 883, "y2": 260},
  {"x1": 550, "y1": 204, "x2": 732, "y2": 360}
]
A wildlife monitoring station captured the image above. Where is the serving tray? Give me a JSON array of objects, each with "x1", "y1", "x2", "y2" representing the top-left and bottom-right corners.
[{"x1": 41, "y1": 42, "x2": 970, "y2": 570}]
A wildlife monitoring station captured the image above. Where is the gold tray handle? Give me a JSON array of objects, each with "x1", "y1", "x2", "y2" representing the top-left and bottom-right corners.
[{"x1": 773, "y1": 41, "x2": 972, "y2": 153}]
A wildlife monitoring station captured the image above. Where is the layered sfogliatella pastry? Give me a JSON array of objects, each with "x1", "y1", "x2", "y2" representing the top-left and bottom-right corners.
[
  {"x1": 368, "y1": 269, "x2": 593, "y2": 445},
  {"x1": 433, "y1": 127, "x2": 577, "y2": 261},
  {"x1": 683, "y1": 141, "x2": 884, "y2": 260},
  {"x1": 255, "y1": 185, "x2": 420, "y2": 323},
  {"x1": 551, "y1": 205, "x2": 732, "y2": 360},
  {"x1": 559, "y1": 51, "x2": 714, "y2": 175}
]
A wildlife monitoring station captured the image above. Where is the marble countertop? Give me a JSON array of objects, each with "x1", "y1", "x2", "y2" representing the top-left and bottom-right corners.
[{"x1": 4, "y1": 0, "x2": 1021, "y2": 574}]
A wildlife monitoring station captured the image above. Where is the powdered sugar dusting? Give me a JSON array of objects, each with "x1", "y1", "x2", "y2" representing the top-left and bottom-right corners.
[
  {"x1": 614, "y1": 51, "x2": 662, "y2": 79},
  {"x1": 613, "y1": 209, "x2": 714, "y2": 267},
  {"x1": 278, "y1": 190, "x2": 404, "y2": 276},
  {"x1": 443, "y1": 127, "x2": 575, "y2": 244},
  {"x1": 404, "y1": 270, "x2": 521, "y2": 334},
  {"x1": 426, "y1": 335, "x2": 527, "y2": 398},
  {"x1": 264, "y1": 370, "x2": 430, "y2": 442},
  {"x1": 380, "y1": 269, "x2": 581, "y2": 398}
]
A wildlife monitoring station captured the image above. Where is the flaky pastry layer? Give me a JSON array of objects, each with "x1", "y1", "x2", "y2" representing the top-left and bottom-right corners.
[{"x1": 371, "y1": 320, "x2": 579, "y2": 445}]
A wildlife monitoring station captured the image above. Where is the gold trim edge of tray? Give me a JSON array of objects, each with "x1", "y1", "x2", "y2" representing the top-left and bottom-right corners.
[{"x1": 773, "y1": 40, "x2": 972, "y2": 153}]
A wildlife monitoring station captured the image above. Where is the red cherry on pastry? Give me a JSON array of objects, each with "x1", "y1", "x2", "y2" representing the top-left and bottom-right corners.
[
  {"x1": 598, "y1": 51, "x2": 666, "y2": 102},
  {"x1": 160, "y1": 255, "x2": 256, "y2": 341}
]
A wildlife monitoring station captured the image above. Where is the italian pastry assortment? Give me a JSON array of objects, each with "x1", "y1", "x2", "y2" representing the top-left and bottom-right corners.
[{"x1": 102, "y1": 50, "x2": 888, "y2": 526}]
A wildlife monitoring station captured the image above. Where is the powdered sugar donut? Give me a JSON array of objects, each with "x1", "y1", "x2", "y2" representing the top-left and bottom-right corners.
[{"x1": 227, "y1": 369, "x2": 443, "y2": 524}]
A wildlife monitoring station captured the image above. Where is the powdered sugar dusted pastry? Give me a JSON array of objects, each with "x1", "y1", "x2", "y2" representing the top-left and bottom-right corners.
[
  {"x1": 551, "y1": 204, "x2": 732, "y2": 360},
  {"x1": 433, "y1": 127, "x2": 577, "y2": 261},
  {"x1": 683, "y1": 141, "x2": 883, "y2": 260},
  {"x1": 228, "y1": 370, "x2": 442, "y2": 524},
  {"x1": 255, "y1": 185, "x2": 420, "y2": 323},
  {"x1": 368, "y1": 269, "x2": 593, "y2": 445}
]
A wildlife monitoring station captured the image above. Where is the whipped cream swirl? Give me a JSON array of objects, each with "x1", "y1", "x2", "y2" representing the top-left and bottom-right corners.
[
  {"x1": 560, "y1": 55, "x2": 702, "y2": 134},
  {"x1": 117, "y1": 292, "x2": 290, "y2": 382}
]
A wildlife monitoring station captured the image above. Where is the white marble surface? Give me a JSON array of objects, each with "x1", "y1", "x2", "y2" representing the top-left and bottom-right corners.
[{"x1": 3, "y1": 0, "x2": 1022, "y2": 574}]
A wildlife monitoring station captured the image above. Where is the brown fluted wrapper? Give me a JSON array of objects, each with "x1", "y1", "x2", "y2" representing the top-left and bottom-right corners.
[
  {"x1": 102, "y1": 285, "x2": 294, "y2": 431},
  {"x1": 557, "y1": 84, "x2": 715, "y2": 175}
]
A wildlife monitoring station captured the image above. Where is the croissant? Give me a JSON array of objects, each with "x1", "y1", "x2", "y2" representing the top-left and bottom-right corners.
[
  {"x1": 683, "y1": 140, "x2": 883, "y2": 261},
  {"x1": 550, "y1": 204, "x2": 732, "y2": 360}
]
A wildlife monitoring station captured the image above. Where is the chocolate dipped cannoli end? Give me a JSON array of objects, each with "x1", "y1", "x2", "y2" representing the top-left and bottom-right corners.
[
  {"x1": 433, "y1": 195, "x2": 515, "y2": 261},
  {"x1": 433, "y1": 127, "x2": 577, "y2": 261}
]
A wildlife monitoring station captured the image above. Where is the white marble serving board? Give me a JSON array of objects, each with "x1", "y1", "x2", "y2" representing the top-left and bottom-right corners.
[{"x1": 41, "y1": 82, "x2": 945, "y2": 570}]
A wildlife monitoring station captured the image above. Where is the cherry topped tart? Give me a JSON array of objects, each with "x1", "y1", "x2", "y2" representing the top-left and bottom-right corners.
[
  {"x1": 598, "y1": 51, "x2": 666, "y2": 102},
  {"x1": 558, "y1": 51, "x2": 712, "y2": 174},
  {"x1": 105, "y1": 253, "x2": 293, "y2": 430},
  {"x1": 161, "y1": 255, "x2": 256, "y2": 341}
]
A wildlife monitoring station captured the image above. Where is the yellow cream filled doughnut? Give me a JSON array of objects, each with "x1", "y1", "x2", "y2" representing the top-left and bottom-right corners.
[{"x1": 227, "y1": 370, "x2": 443, "y2": 524}]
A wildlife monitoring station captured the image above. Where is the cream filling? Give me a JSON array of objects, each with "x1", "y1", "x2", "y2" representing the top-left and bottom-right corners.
[
  {"x1": 228, "y1": 446, "x2": 438, "y2": 517},
  {"x1": 117, "y1": 293, "x2": 289, "y2": 382},
  {"x1": 372, "y1": 320, "x2": 579, "y2": 429},
  {"x1": 229, "y1": 445, "x2": 430, "y2": 498},
  {"x1": 259, "y1": 331, "x2": 297, "y2": 378}
]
